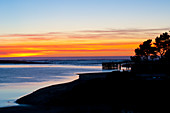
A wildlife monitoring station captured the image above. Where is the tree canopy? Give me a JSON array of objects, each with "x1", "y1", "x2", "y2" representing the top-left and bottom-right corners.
[
  {"x1": 154, "y1": 32, "x2": 170, "y2": 58},
  {"x1": 132, "y1": 32, "x2": 170, "y2": 61}
]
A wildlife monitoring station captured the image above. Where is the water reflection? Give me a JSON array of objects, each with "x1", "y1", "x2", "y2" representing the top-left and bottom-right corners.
[
  {"x1": 0, "y1": 75, "x2": 79, "y2": 108},
  {"x1": 0, "y1": 63, "x2": 102, "y2": 108},
  {"x1": 0, "y1": 75, "x2": 79, "y2": 89},
  {"x1": 0, "y1": 64, "x2": 101, "y2": 69},
  {"x1": 15, "y1": 77, "x2": 34, "y2": 79}
]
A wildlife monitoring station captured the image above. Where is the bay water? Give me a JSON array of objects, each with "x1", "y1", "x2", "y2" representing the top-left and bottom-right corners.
[{"x1": 0, "y1": 56, "x2": 129, "y2": 107}]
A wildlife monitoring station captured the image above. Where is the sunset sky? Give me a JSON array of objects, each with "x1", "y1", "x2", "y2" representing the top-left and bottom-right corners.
[{"x1": 0, "y1": 0, "x2": 170, "y2": 57}]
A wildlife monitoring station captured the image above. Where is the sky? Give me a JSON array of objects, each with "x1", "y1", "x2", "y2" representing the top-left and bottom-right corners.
[{"x1": 0, "y1": 0, "x2": 170, "y2": 57}]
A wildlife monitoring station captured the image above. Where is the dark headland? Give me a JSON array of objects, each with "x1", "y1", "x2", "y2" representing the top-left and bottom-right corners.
[{"x1": 0, "y1": 70, "x2": 170, "y2": 113}]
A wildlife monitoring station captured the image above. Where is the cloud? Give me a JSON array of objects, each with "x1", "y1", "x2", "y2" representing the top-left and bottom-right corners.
[
  {"x1": 47, "y1": 32, "x2": 61, "y2": 34},
  {"x1": 0, "y1": 45, "x2": 59, "y2": 49},
  {"x1": 67, "y1": 34, "x2": 103, "y2": 39},
  {"x1": 79, "y1": 28, "x2": 170, "y2": 33},
  {"x1": 0, "y1": 32, "x2": 62, "y2": 38},
  {"x1": 52, "y1": 49, "x2": 131, "y2": 52},
  {"x1": 0, "y1": 42, "x2": 139, "y2": 49},
  {"x1": 26, "y1": 37, "x2": 56, "y2": 41},
  {"x1": 0, "y1": 34, "x2": 45, "y2": 37},
  {"x1": 1, "y1": 27, "x2": 169, "y2": 41}
]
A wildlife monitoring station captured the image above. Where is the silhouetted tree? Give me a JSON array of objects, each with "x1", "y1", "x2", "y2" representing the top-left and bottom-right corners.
[
  {"x1": 154, "y1": 32, "x2": 170, "y2": 59},
  {"x1": 134, "y1": 39, "x2": 157, "y2": 60},
  {"x1": 132, "y1": 32, "x2": 170, "y2": 61},
  {"x1": 131, "y1": 32, "x2": 170, "y2": 74}
]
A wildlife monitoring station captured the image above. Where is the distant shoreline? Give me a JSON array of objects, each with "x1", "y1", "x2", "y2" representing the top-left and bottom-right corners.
[
  {"x1": 0, "y1": 60, "x2": 50, "y2": 64},
  {"x1": 0, "y1": 56, "x2": 130, "y2": 61},
  {"x1": 0, "y1": 56, "x2": 130, "y2": 64}
]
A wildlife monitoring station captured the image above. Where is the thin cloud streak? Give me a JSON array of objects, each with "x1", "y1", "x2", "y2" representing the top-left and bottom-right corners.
[
  {"x1": 0, "y1": 42, "x2": 139, "y2": 48},
  {"x1": 1, "y1": 27, "x2": 168, "y2": 42},
  {"x1": 80, "y1": 28, "x2": 170, "y2": 33},
  {"x1": 1, "y1": 27, "x2": 169, "y2": 38},
  {"x1": 26, "y1": 37, "x2": 56, "y2": 41},
  {"x1": 0, "y1": 49, "x2": 131, "y2": 55},
  {"x1": 0, "y1": 32, "x2": 62, "y2": 38}
]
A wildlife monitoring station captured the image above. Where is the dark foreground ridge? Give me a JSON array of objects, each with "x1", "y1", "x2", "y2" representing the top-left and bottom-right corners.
[{"x1": 1, "y1": 71, "x2": 170, "y2": 113}]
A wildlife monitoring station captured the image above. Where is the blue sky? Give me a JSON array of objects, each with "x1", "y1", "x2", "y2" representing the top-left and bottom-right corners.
[
  {"x1": 0, "y1": 0, "x2": 170, "y2": 34},
  {"x1": 0, "y1": 0, "x2": 170, "y2": 57}
]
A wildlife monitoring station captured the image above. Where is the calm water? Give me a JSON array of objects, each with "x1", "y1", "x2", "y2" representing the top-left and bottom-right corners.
[{"x1": 0, "y1": 57, "x2": 129, "y2": 107}]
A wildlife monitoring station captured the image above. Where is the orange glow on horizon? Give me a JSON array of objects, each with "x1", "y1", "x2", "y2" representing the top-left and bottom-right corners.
[
  {"x1": 0, "y1": 30, "x2": 165, "y2": 57},
  {"x1": 0, "y1": 42, "x2": 139, "y2": 57},
  {"x1": 0, "y1": 53, "x2": 44, "y2": 57}
]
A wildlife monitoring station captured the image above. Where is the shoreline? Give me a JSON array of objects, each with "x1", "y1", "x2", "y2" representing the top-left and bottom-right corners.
[
  {"x1": 0, "y1": 63, "x2": 102, "y2": 108},
  {"x1": 1, "y1": 71, "x2": 170, "y2": 113},
  {"x1": 0, "y1": 60, "x2": 50, "y2": 64}
]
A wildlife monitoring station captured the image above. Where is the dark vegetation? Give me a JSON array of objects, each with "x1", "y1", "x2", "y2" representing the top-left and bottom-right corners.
[
  {"x1": 131, "y1": 32, "x2": 170, "y2": 74},
  {"x1": 131, "y1": 32, "x2": 169, "y2": 61}
]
